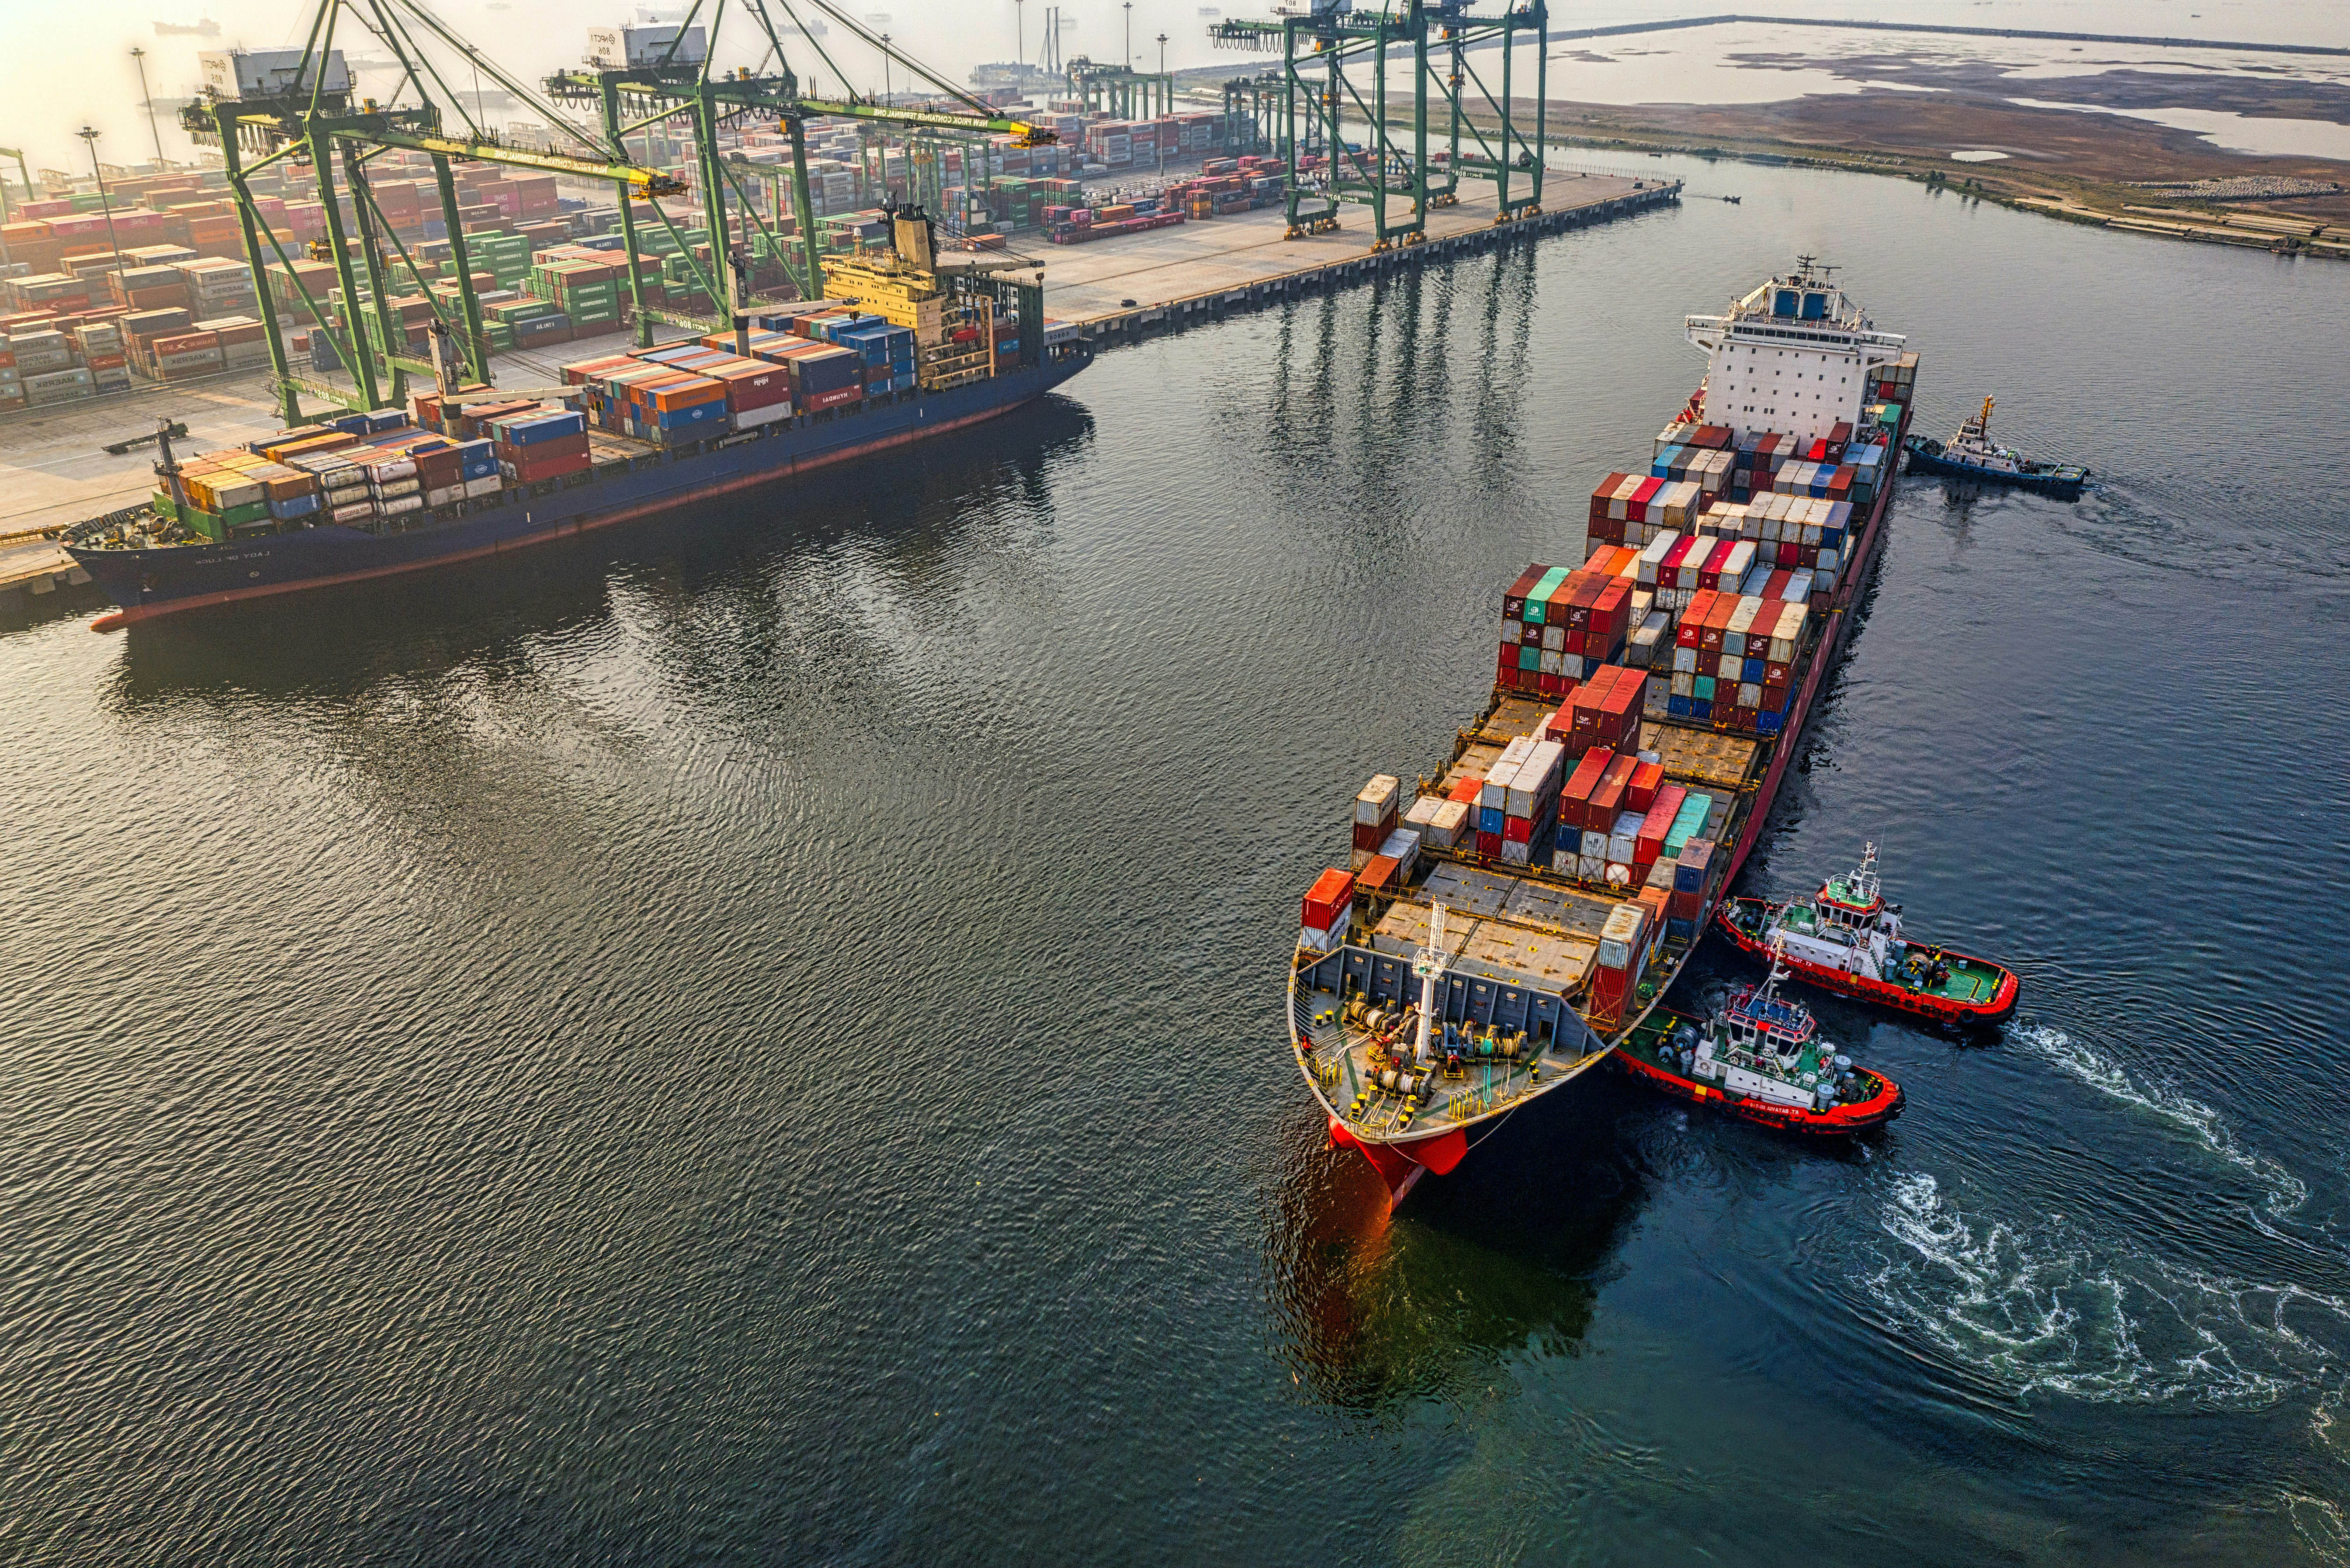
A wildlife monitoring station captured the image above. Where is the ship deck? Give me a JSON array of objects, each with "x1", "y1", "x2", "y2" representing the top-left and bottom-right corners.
[{"x1": 1292, "y1": 969, "x2": 1611, "y2": 1142}]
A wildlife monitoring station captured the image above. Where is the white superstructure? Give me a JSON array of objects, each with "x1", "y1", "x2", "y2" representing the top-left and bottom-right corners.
[{"x1": 1685, "y1": 259, "x2": 1906, "y2": 443}]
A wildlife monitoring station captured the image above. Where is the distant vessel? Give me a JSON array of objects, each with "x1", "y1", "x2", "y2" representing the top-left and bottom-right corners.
[
  {"x1": 1716, "y1": 843, "x2": 2019, "y2": 1025},
  {"x1": 1612, "y1": 941, "x2": 1904, "y2": 1133},
  {"x1": 1903, "y1": 395, "x2": 2088, "y2": 497}
]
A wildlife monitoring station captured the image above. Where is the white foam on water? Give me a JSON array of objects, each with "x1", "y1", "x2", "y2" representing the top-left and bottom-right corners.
[
  {"x1": 2013, "y1": 1022, "x2": 2309, "y2": 1219},
  {"x1": 2284, "y1": 1492, "x2": 2350, "y2": 1568},
  {"x1": 1861, "y1": 1172, "x2": 2350, "y2": 1408}
]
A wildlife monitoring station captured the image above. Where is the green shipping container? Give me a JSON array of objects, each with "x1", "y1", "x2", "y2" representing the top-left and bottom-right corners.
[{"x1": 220, "y1": 499, "x2": 271, "y2": 527}]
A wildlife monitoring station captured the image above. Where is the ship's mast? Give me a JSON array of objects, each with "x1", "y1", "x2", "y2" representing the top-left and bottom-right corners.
[
  {"x1": 1412, "y1": 902, "x2": 1452, "y2": 1066},
  {"x1": 1851, "y1": 841, "x2": 1880, "y2": 907}
]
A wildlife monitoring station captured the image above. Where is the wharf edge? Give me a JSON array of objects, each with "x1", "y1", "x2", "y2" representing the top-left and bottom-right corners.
[{"x1": 1069, "y1": 184, "x2": 1683, "y2": 347}]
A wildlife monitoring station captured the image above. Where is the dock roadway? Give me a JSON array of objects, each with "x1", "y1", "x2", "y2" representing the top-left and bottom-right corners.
[{"x1": 1034, "y1": 171, "x2": 1665, "y2": 327}]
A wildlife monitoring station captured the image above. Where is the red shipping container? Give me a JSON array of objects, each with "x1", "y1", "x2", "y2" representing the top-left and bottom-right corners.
[
  {"x1": 1302, "y1": 869, "x2": 1354, "y2": 931},
  {"x1": 1352, "y1": 821, "x2": 1388, "y2": 853},
  {"x1": 1538, "y1": 672, "x2": 1567, "y2": 697},
  {"x1": 1448, "y1": 776, "x2": 1482, "y2": 806},
  {"x1": 1586, "y1": 965, "x2": 1629, "y2": 1031},
  {"x1": 1504, "y1": 814, "x2": 1533, "y2": 845},
  {"x1": 1503, "y1": 564, "x2": 1546, "y2": 621},
  {"x1": 1636, "y1": 784, "x2": 1687, "y2": 865},
  {"x1": 1677, "y1": 590, "x2": 1716, "y2": 648},
  {"x1": 1359, "y1": 854, "x2": 1401, "y2": 898},
  {"x1": 1474, "y1": 831, "x2": 1502, "y2": 859},
  {"x1": 1591, "y1": 753, "x2": 1637, "y2": 825},
  {"x1": 1626, "y1": 759, "x2": 1664, "y2": 813},
  {"x1": 506, "y1": 448, "x2": 591, "y2": 484},
  {"x1": 1497, "y1": 647, "x2": 1518, "y2": 682},
  {"x1": 1560, "y1": 748, "x2": 1612, "y2": 831},
  {"x1": 1600, "y1": 673, "x2": 1642, "y2": 745}
]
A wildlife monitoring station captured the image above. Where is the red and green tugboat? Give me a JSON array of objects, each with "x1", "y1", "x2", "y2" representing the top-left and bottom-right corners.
[
  {"x1": 1716, "y1": 844, "x2": 2019, "y2": 1025},
  {"x1": 1615, "y1": 945, "x2": 1904, "y2": 1133}
]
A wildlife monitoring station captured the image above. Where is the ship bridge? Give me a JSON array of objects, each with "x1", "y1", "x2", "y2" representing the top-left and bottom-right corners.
[{"x1": 1685, "y1": 260, "x2": 1907, "y2": 443}]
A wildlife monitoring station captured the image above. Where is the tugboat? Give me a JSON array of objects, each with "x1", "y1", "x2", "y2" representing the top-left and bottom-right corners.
[
  {"x1": 1716, "y1": 844, "x2": 2020, "y2": 1025},
  {"x1": 1614, "y1": 941, "x2": 1904, "y2": 1133},
  {"x1": 1903, "y1": 396, "x2": 2089, "y2": 498}
]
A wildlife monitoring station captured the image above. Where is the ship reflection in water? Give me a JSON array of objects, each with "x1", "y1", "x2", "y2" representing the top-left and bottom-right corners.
[
  {"x1": 99, "y1": 396, "x2": 1095, "y2": 707},
  {"x1": 1264, "y1": 1097, "x2": 1645, "y2": 1411}
]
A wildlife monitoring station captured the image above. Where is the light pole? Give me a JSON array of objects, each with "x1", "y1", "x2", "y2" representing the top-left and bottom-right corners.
[
  {"x1": 1123, "y1": 2, "x2": 1133, "y2": 68},
  {"x1": 76, "y1": 127, "x2": 126, "y2": 276},
  {"x1": 1156, "y1": 35, "x2": 1168, "y2": 171},
  {"x1": 130, "y1": 47, "x2": 165, "y2": 165},
  {"x1": 1015, "y1": 0, "x2": 1024, "y2": 70},
  {"x1": 881, "y1": 34, "x2": 892, "y2": 105}
]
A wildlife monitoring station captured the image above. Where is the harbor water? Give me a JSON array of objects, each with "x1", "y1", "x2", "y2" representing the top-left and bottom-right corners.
[{"x1": 4, "y1": 155, "x2": 2348, "y2": 1564}]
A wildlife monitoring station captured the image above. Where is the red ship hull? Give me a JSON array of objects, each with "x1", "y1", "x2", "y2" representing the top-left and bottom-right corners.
[
  {"x1": 1326, "y1": 1117, "x2": 1470, "y2": 1203},
  {"x1": 1714, "y1": 899, "x2": 2020, "y2": 1025},
  {"x1": 1610, "y1": 1047, "x2": 1904, "y2": 1133}
]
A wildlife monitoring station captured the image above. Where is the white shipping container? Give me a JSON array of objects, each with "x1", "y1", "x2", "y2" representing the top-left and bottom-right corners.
[
  {"x1": 1478, "y1": 761, "x2": 1516, "y2": 813},
  {"x1": 1299, "y1": 921, "x2": 1343, "y2": 955},
  {"x1": 1354, "y1": 773, "x2": 1400, "y2": 825},
  {"x1": 1428, "y1": 799, "x2": 1470, "y2": 850},
  {"x1": 1552, "y1": 850, "x2": 1576, "y2": 875},
  {"x1": 734, "y1": 402, "x2": 793, "y2": 431},
  {"x1": 463, "y1": 475, "x2": 502, "y2": 497},
  {"x1": 1580, "y1": 829, "x2": 1608, "y2": 859},
  {"x1": 1577, "y1": 854, "x2": 1606, "y2": 882},
  {"x1": 1501, "y1": 839, "x2": 1530, "y2": 866},
  {"x1": 1378, "y1": 828, "x2": 1421, "y2": 876}
]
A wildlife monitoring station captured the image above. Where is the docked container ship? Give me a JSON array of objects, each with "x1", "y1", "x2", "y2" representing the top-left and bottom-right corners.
[
  {"x1": 62, "y1": 211, "x2": 1091, "y2": 627},
  {"x1": 1291, "y1": 259, "x2": 1921, "y2": 1200}
]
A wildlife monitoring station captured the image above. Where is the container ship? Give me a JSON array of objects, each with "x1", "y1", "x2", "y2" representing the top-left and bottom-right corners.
[
  {"x1": 62, "y1": 211, "x2": 1091, "y2": 627},
  {"x1": 1290, "y1": 259, "x2": 1921, "y2": 1200}
]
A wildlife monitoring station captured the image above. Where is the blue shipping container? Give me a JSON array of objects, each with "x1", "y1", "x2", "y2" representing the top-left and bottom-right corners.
[
  {"x1": 506, "y1": 411, "x2": 586, "y2": 446},
  {"x1": 1479, "y1": 806, "x2": 1505, "y2": 835},
  {"x1": 653, "y1": 400, "x2": 725, "y2": 429}
]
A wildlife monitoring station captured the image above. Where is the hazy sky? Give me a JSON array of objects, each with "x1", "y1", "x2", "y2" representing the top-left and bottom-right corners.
[{"x1": 5, "y1": 0, "x2": 2342, "y2": 176}]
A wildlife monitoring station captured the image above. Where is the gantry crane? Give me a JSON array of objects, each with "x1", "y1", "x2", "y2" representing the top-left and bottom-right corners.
[
  {"x1": 1209, "y1": 0, "x2": 1548, "y2": 250},
  {"x1": 184, "y1": 0, "x2": 1055, "y2": 425},
  {"x1": 542, "y1": 0, "x2": 1057, "y2": 350}
]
